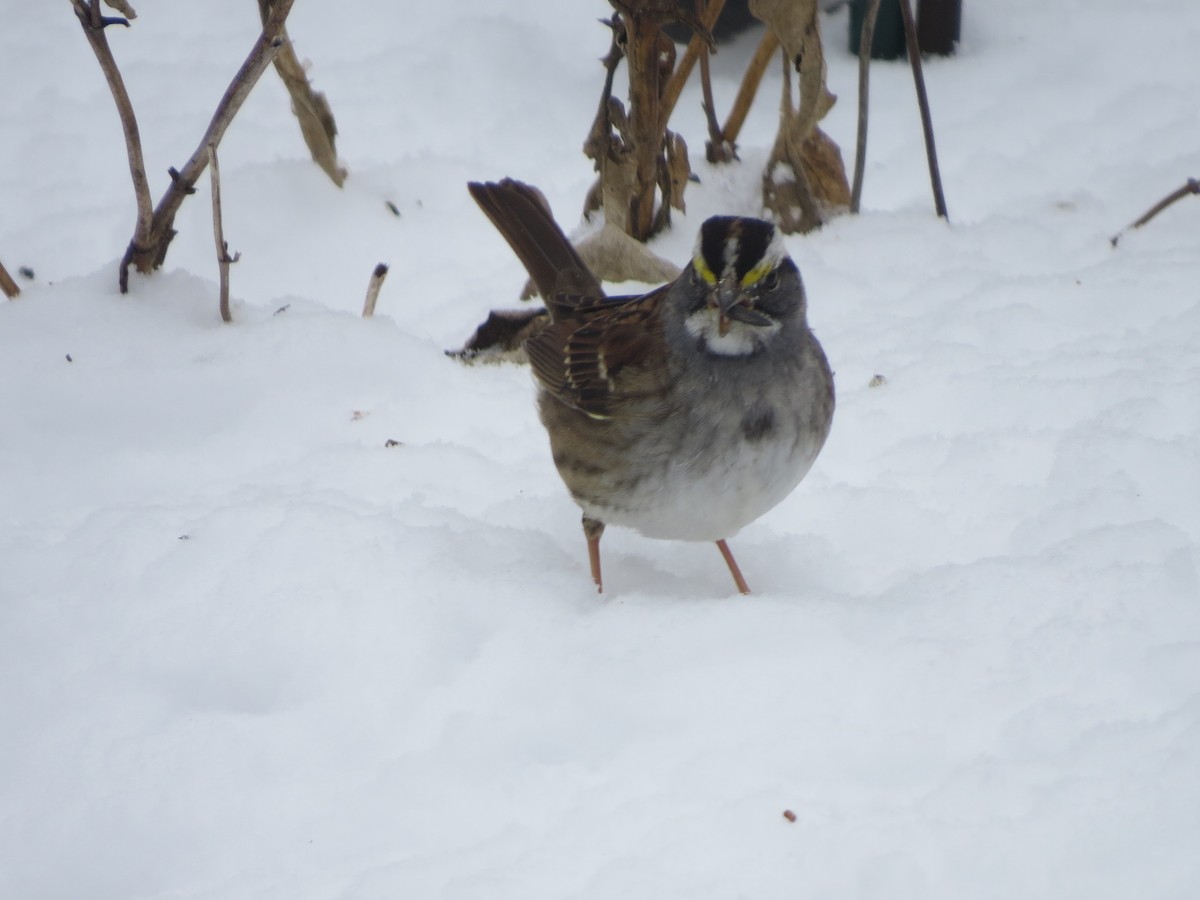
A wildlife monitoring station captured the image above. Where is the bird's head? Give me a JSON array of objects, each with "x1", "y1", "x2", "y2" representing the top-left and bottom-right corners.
[{"x1": 677, "y1": 216, "x2": 805, "y2": 356}]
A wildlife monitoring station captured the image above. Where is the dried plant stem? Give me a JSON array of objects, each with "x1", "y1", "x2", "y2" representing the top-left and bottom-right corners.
[
  {"x1": 897, "y1": 0, "x2": 948, "y2": 220},
  {"x1": 208, "y1": 144, "x2": 239, "y2": 323},
  {"x1": 0, "y1": 260, "x2": 20, "y2": 299},
  {"x1": 70, "y1": 0, "x2": 154, "y2": 252},
  {"x1": 850, "y1": 0, "x2": 881, "y2": 213},
  {"x1": 720, "y1": 28, "x2": 778, "y2": 148},
  {"x1": 256, "y1": 0, "x2": 345, "y2": 187},
  {"x1": 118, "y1": 0, "x2": 294, "y2": 291},
  {"x1": 623, "y1": 11, "x2": 667, "y2": 241},
  {"x1": 658, "y1": 0, "x2": 725, "y2": 131},
  {"x1": 362, "y1": 263, "x2": 389, "y2": 317},
  {"x1": 1110, "y1": 177, "x2": 1199, "y2": 246},
  {"x1": 697, "y1": 13, "x2": 732, "y2": 163}
]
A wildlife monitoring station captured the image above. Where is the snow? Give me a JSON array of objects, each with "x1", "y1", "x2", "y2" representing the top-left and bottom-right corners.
[{"x1": 2, "y1": 1, "x2": 1199, "y2": 898}]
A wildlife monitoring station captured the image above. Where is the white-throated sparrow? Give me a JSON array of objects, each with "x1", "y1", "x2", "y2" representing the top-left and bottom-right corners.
[{"x1": 469, "y1": 179, "x2": 834, "y2": 594}]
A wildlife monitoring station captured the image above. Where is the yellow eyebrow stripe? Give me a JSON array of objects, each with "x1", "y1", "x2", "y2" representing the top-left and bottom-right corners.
[
  {"x1": 693, "y1": 255, "x2": 718, "y2": 284},
  {"x1": 741, "y1": 260, "x2": 773, "y2": 287}
]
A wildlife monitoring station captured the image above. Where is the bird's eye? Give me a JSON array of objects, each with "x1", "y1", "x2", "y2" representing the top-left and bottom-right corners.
[{"x1": 761, "y1": 270, "x2": 780, "y2": 291}]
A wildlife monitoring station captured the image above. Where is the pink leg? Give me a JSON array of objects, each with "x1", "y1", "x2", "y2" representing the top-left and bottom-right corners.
[
  {"x1": 715, "y1": 539, "x2": 751, "y2": 595},
  {"x1": 583, "y1": 516, "x2": 605, "y2": 593}
]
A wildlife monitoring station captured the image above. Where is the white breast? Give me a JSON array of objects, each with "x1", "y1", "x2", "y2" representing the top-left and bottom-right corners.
[
  {"x1": 582, "y1": 416, "x2": 823, "y2": 542},
  {"x1": 683, "y1": 308, "x2": 782, "y2": 357}
]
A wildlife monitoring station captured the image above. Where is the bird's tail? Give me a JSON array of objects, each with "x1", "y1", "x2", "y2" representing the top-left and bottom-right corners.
[{"x1": 467, "y1": 179, "x2": 604, "y2": 319}]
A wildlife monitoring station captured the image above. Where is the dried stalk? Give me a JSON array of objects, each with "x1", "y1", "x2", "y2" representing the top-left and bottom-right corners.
[
  {"x1": 70, "y1": 0, "x2": 154, "y2": 258},
  {"x1": 695, "y1": 1, "x2": 733, "y2": 162},
  {"x1": 763, "y1": 51, "x2": 823, "y2": 233},
  {"x1": 850, "y1": 0, "x2": 881, "y2": 213},
  {"x1": 755, "y1": 0, "x2": 850, "y2": 232},
  {"x1": 897, "y1": 0, "x2": 948, "y2": 219},
  {"x1": 208, "y1": 144, "x2": 239, "y2": 323},
  {"x1": 256, "y1": 0, "x2": 345, "y2": 187},
  {"x1": 0, "y1": 260, "x2": 20, "y2": 299},
  {"x1": 362, "y1": 263, "x2": 389, "y2": 317},
  {"x1": 622, "y1": 10, "x2": 667, "y2": 241},
  {"x1": 657, "y1": 0, "x2": 724, "y2": 132},
  {"x1": 1110, "y1": 177, "x2": 1199, "y2": 247},
  {"x1": 720, "y1": 28, "x2": 778, "y2": 148},
  {"x1": 751, "y1": 0, "x2": 836, "y2": 147},
  {"x1": 119, "y1": 0, "x2": 294, "y2": 291}
]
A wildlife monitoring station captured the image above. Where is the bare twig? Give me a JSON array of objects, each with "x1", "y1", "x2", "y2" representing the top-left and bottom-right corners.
[
  {"x1": 720, "y1": 28, "x2": 778, "y2": 148},
  {"x1": 1110, "y1": 177, "x2": 1199, "y2": 247},
  {"x1": 208, "y1": 144, "x2": 239, "y2": 323},
  {"x1": 691, "y1": 1, "x2": 733, "y2": 163},
  {"x1": 362, "y1": 263, "x2": 389, "y2": 317},
  {"x1": 119, "y1": 0, "x2": 294, "y2": 291},
  {"x1": 0, "y1": 260, "x2": 20, "y2": 299},
  {"x1": 698, "y1": 33, "x2": 733, "y2": 162},
  {"x1": 658, "y1": 0, "x2": 724, "y2": 131},
  {"x1": 897, "y1": 0, "x2": 948, "y2": 220},
  {"x1": 850, "y1": 0, "x2": 881, "y2": 213},
  {"x1": 71, "y1": 0, "x2": 154, "y2": 257}
]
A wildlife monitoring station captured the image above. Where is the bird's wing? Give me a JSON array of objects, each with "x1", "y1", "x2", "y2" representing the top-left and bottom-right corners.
[{"x1": 525, "y1": 286, "x2": 672, "y2": 419}]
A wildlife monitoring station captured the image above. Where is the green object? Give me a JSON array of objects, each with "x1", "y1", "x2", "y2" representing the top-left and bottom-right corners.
[
  {"x1": 848, "y1": 0, "x2": 906, "y2": 61},
  {"x1": 848, "y1": 0, "x2": 962, "y2": 60}
]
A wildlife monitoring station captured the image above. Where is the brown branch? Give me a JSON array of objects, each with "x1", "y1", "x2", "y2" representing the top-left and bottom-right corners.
[
  {"x1": 897, "y1": 0, "x2": 948, "y2": 220},
  {"x1": 71, "y1": 0, "x2": 154, "y2": 256},
  {"x1": 850, "y1": 0, "x2": 881, "y2": 213},
  {"x1": 0, "y1": 260, "x2": 20, "y2": 299},
  {"x1": 720, "y1": 28, "x2": 777, "y2": 148},
  {"x1": 362, "y1": 263, "x2": 389, "y2": 317},
  {"x1": 1110, "y1": 177, "x2": 1200, "y2": 247},
  {"x1": 256, "y1": 0, "x2": 345, "y2": 187},
  {"x1": 696, "y1": 1, "x2": 733, "y2": 163},
  {"x1": 752, "y1": 0, "x2": 836, "y2": 144},
  {"x1": 622, "y1": 10, "x2": 666, "y2": 241},
  {"x1": 208, "y1": 144, "x2": 239, "y2": 323},
  {"x1": 120, "y1": 0, "x2": 294, "y2": 291},
  {"x1": 757, "y1": 0, "x2": 849, "y2": 232},
  {"x1": 657, "y1": 0, "x2": 724, "y2": 131}
]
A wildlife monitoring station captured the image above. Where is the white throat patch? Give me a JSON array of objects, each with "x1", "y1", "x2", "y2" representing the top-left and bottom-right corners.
[{"x1": 684, "y1": 307, "x2": 781, "y2": 356}]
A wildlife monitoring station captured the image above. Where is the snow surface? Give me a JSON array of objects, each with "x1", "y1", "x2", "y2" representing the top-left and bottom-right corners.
[{"x1": 2, "y1": 1, "x2": 1199, "y2": 898}]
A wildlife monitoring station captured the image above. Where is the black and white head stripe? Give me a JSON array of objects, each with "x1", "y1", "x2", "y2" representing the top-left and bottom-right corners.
[{"x1": 693, "y1": 217, "x2": 789, "y2": 286}]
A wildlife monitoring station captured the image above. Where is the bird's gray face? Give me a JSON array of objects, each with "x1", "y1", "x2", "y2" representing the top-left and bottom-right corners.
[{"x1": 681, "y1": 216, "x2": 803, "y2": 357}]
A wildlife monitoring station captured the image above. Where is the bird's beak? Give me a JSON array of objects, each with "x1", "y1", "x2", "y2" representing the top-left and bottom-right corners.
[
  {"x1": 713, "y1": 272, "x2": 772, "y2": 335},
  {"x1": 715, "y1": 272, "x2": 739, "y2": 336}
]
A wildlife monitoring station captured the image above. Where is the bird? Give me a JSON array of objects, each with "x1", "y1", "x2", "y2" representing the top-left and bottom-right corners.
[{"x1": 468, "y1": 178, "x2": 834, "y2": 594}]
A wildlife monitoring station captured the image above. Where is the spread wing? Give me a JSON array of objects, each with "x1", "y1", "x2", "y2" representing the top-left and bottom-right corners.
[{"x1": 525, "y1": 286, "x2": 671, "y2": 419}]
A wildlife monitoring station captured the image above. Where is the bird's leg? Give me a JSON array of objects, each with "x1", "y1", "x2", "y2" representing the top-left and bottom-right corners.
[
  {"x1": 715, "y1": 539, "x2": 751, "y2": 595},
  {"x1": 583, "y1": 516, "x2": 606, "y2": 593}
]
